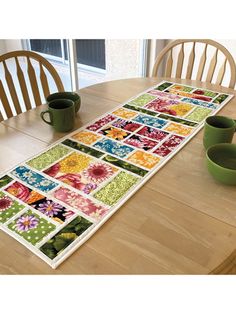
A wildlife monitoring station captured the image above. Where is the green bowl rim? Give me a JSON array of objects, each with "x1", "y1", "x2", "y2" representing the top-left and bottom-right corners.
[
  {"x1": 205, "y1": 115, "x2": 235, "y2": 131},
  {"x1": 206, "y1": 143, "x2": 236, "y2": 172}
]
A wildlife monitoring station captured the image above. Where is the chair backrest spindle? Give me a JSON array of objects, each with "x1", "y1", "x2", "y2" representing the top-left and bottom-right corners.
[
  {"x1": 152, "y1": 39, "x2": 236, "y2": 89},
  {"x1": 176, "y1": 43, "x2": 184, "y2": 78},
  {"x1": 15, "y1": 57, "x2": 31, "y2": 111},
  {"x1": 0, "y1": 50, "x2": 64, "y2": 122}
]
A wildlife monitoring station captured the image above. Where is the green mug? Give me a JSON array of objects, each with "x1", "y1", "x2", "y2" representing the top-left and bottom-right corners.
[
  {"x1": 203, "y1": 116, "x2": 236, "y2": 150},
  {"x1": 46, "y1": 91, "x2": 81, "y2": 113},
  {"x1": 40, "y1": 99, "x2": 75, "y2": 132},
  {"x1": 206, "y1": 143, "x2": 236, "y2": 185}
]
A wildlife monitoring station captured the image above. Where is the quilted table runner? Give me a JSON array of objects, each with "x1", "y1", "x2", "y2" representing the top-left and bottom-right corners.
[{"x1": 0, "y1": 81, "x2": 234, "y2": 268}]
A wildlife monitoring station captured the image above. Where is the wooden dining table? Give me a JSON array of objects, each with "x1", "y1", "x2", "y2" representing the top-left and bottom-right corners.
[{"x1": 1, "y1": 77, "x2": 236, "y2": 274}]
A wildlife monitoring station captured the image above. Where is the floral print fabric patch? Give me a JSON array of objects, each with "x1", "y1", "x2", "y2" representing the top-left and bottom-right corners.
[
  {"x1": 127, "y1": 151, "x2": 160, "y2": 169},
  {"x1": 98, "y1": 126, "x2": 131, "y2": 141},
  {"x1": 153, "y1": 135, "x2": 184, "y2": 157},
  {"x1": 53, "y1": 187, "x2": 108, "y2": 220},
  {"x1": 0, "y1": 80, "x2": 233, "y2": 268},
  {"x1": 44, "y1": 156, "x2": 117, "y2": 195},
  {"x1": 0, "y1": 191, "x2": 25, "y2": 223},
  {"x1": 124, "y1": 135, "x2": 158, "y2": 151},
  {"x1": 164, "y1": 123, "x2": 193, "y2": 136},
  {"x1": 5, "y1": 181, "x2": 75, "y2": 224},
  {"x1": 11, "y1": 166, "x2": 58, "y2": 192},
  {"x1": 145, "y1": 99, "x2": 194, "y2": 117},
  {"x1": 7, "y1": 209, "x2": 56, "y2": 245},
  {"x1": 136, "y1": 126, "x2": 168, "y2": 142},
  {"x1": 72, "y1": 130, "x2": 101, "y2": 145},
  {"x1": 132, "y1": 115, "x2": 168, "y2": 129},
  {"x1": 93, "y1": 139, "x2": 134, "y2": 158},
  {"x1": 112, "y1": 119, "x2": 141, "y2": 132},
  {"x1": 86, "y1": 114, "x2": 116, "y2": 131},
  {"x1": 112, "y1": 108, "x2": 138, "y2": 119}
]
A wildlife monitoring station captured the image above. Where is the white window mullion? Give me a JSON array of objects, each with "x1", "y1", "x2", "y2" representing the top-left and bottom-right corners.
[{"x1": 67, "y1": 39, "x2": 79, "y2": 91}]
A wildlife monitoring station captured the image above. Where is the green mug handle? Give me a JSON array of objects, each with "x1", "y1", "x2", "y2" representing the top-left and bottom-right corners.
[
  {"x1": 40, "y1": 110, "x2": 52, "y2": 125},
  {"x1": 234, "y1": 120, "x2": 236, "y2": 132}
]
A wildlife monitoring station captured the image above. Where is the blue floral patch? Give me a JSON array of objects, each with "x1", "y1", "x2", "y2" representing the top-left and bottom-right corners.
[
  {"x1": 93, "y1": 139, "x2": 134, "y2": 158},
  {"x1": 132, "y1": 115, "x2": 168, "y2": 129},
  {"x1": 11, "y1": 166, "x2": 58, "y2": 192},
  {"x1": 181, "y1": 97, "x2": 217, "y2": 109}
]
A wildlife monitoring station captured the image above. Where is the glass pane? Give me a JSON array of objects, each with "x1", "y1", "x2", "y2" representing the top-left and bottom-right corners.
[
  {"x1": 75, "y1": 39, "x2": 145, "y2": 89},
  {"x1": 30, "y1": 39, "x2": 62, "y2": 58},
  {"x1": 75, "y1": 40, "x2": 106, "y2": 69},
  {"x1": 28, "y1": 39, "x2": 72, "y2": 91}
]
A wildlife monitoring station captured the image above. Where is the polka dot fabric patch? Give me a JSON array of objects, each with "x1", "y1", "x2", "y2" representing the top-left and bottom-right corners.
[
  {"x1": 0, "y1": 81, "x2": 233, "y2": 268},
  {"x1": 7, "y1": 209, "x2": 56, "y2": 245}
]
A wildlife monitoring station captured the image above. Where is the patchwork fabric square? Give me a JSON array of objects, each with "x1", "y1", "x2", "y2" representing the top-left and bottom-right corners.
[
  {"x1": 44, "y1": 157, "x2": 118, "y2": 195},
  {"x1": 93, "y1": 139, "x2": 134, "y2": 158},
  {"x1": 11, "y1": 166, "x2": 58, "y2": 192},
  {"x1": 186, "y1": 107, "x2": 212, "y2": 122},
  {"x1": 171, "y1": 84, "x2": 194, "y2": 92},
  {"x1": 40, "y1": 215, "x2": 93, "y2": 260},
  {"x1": 213, "y1": 94, "x2": 229, "y2": 104},
  {"x1": 123, "y1": 104, "x2": 158, "y2": 116},
  {"x1": 72, "y1": 130, "x2": 101, "y2": 145},
  {"x1": 164, "y1": 123, "x2": 193, "y2": 136},
  {"x1": 5, "y1": 181, "x2": 75, "y2": 224},
  {"x1": 5, "y1": 181, "x2": 45, "y2": 204},
  {"x1": 111, "y1": 119, "x2": 142, "y2": 132},
  {"x1": 45, "y1": 152, "x2": 92, "y2": 174},
  {"x1": 86, "y1": 114, "x2": 116, "y2": 131},
  {"x1": 98, "y1": 126, "x2": 131, "y2": 141},
  {"x1": 53, "y1": 187, "x2": 108, "y2": 220},
  {"x1": 181, "y1": 98, "x2": 217, "y2": 109},
  {"x1": 153, "y1": 135, "x2": 184, "y2": 157},
  {"x1": 132, "y1": 115, "x2": 168, "y2": 129},
  {"x1": 112, "y1": 108, "x2": 138, "y2": 119},
  {"x1": 26, "y1": 145, "x2": 70, "y2": 171},
  {"x1": 30, "y1": 198, "x2": 75, "y2": 224},
  {"x1": 0, "y1": 191, "x2": 25, "y2": 224},
  {"x1": 102, "y1": 155, "x2": 148, "y2": 177},
  {"x1": 62, "y1": 139, "x2": 104, "y2": 158},
  {"x1": 192, "y1": 89, "x2": 218, "y2": 98},
  {"x1": 146, "y1": 97, "x2": 180, "y2": 108},
  {"x1": 155, "y1": 81, "x2": 173, "y2": 91},
  {"x1": 0, "y1": 175, "x2": 13, "y2": 188},
  {"x1": 147, "y1": 90, "x2": 181, "y2": 99},
  {"x1": 127, "y1": 151, "x2": 160, "y2": 169},
  {"x1": 145, "y1": 98, "x2": 194, "y2": 117},
  {"x1": 124, "y1": 135, "x2": 158, "y2": 151},
  {"x1": 94, "y1": 171, "x2": 139, "y2": 206},
  {"x1": 7, "y1": 209, "x2": 56, "y2": 245},
  {"x1": 128, "y1": 94, "x2": 156, "y2": 107},
  {"x1": 136, "y1": 126, "x2": 168, "y2": 142},
  {"x1": 166, "y1": 89, "x2": 193, "y2": 98}
]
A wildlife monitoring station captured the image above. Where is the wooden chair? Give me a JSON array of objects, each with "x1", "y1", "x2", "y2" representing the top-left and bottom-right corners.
[
  {"x1": 0, "y1": 50, "x2": 64, "y2": 121},
  {"x1": 152, "y1": 39, "x2": 236, "y2": 89}
]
